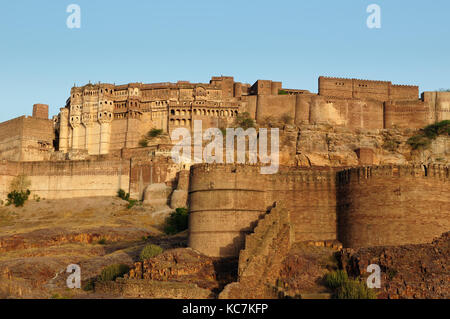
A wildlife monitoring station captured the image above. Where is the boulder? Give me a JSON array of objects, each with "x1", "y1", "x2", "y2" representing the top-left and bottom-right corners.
[
  {"x1": 143, "y1": 183, "x2": 172, "y2": 208},
  {"x1": 170, "y1": 190, "x2": 188, "y2": 209}
]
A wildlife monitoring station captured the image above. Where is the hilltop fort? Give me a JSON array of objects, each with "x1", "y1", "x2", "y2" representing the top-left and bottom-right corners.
[
  {"x1": 1, "y1": 76, "x2": 449, "y2": 161},
  {"x1": 0, "y1": 76, "x2": 448, "y2": 298}
]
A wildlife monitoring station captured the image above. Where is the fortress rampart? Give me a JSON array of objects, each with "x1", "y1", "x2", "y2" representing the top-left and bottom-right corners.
[
  {"x1": 2, "y1": 75, "x2": 449, "y2": 162},
  {"x1": 188, "y1": 165, "x2": 269, "y2": 257},
  {"x1": 188, "y1": 164, "x2": 450, "y2": 257},
  {"x1": 188, "y1": 164, "x2": 339, "y2": 257},
  {"x1": 337, "y1": 165, "x2": 449, "y2": 248},
  {"x1": 0, "y1": 156, "x2": 181, "y2": 201},
  {"x1": 318, "y1": 77, "x2": 419, "y2": 101},
  {"x1": 0, "y1": 115, "x2": 54, "y2": 162},
  {"x1": 0, "y1": 159, "x2": 130, "y2": 200}
]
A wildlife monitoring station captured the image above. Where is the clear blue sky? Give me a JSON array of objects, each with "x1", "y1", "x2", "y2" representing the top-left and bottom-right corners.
[{"x1": 0, "y1": 0, "x2": 449, "y2": 121}]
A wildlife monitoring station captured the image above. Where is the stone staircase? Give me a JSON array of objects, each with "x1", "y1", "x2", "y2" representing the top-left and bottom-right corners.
[{"x1": 219, "y1": 202, "x2": 295, "y2": 299}]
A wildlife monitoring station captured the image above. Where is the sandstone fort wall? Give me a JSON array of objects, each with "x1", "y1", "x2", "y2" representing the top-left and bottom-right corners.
[
  {"x1": 188, "y1": 165, "x2": 268, "y2": 257},
  {"x1": 422, "y1": 91, "x2": 450, "y2": 122},
  {"x1": 318, "y1": 77, "x2": 419, "y2": 101},
  {"x1": 0, "y1": 116, "x2": 54, "y2": 162},
  {"x1": 0, "y1": 156, "x2": 182, "y2": 201},
  {"x1": 188, "y1": 164, "x2": 338, "y2": 257},
  {"x1": 383, "y1": 101, "x2": 430, "y2": 129},
  {"x1": 188, "y1": 164, "x2": 450, "y2": 257},
  {"x1": 0, "y1": 159, "x2": 130, "y2": 200},
  {"x1": 337, "y1": 165, "x2": 449, "y2": 248},
  {"x1": 0, "y1": 117, "x2": 24, "y2": 161}
]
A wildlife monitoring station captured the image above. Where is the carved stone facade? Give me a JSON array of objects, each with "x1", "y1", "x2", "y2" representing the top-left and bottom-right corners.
[
  {"x1": 1, "y1": 75, "x2": 448, "y2": 161},
  {"x1": 54, "y1": 76, "x2": 247, "y2": 156},
  {"x1": 51, "y1": 75, "x2": 450, "y2": 157}
]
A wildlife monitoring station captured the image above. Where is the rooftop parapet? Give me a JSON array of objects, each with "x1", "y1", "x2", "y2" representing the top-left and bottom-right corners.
[{"x1": 338, "y1": 164, "x2": 450, "y2": 183}]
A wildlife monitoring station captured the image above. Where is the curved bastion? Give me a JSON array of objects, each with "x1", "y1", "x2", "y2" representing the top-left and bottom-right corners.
[
  {"x1": 188, "y1": 165, "x2": 268, "y2": 257},
  {"x1": 188, "y1": 164, "x2": 339, "y2": 257},
  {"x1": 188, "y1": 164, "x2": 450, "y2": 258},
  {"x1": 337, "y1": 165, "x2": 449, "y2": 248}
]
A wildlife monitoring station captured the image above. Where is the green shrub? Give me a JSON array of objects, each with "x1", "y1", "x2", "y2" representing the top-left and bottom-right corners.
[
  {"x1": 6, "y1": 190, "x2": 31, "y2": 207},
  {"x1": 234, "y1": 112, "x2": 255, "y2": 130},
  {"x1": 140, "y1": 244, "x2": 163, "y2": 261},
  {"x1": 117, "y1": 189, "x2": 130, "y2": 201},
  {"x1": 406, "y1": 120, "x2": 450, "y2": 150},
  {"x1": 324, "y1": 270, "x2": 349, "y2": 290},
  {"x1": 164, "y1": 207, "x2": 189, "y2": 235},
  {"x1": 147, "y1": 128, "x2": 164, "y2": 138},
  {"x1": 82, "y1": 278, "x2": 96, "y2": 291},
  {"x1": 139, "y1": 139, "x2": 149, "y2": 147},
  {"x1": 99, "y1": 264, "x2": 130, "y2": 282},
  {"x1": 423, "y1": 120, "x2": 450, "y2": 139},
  {"x1": 278, "y1": 89, "x2": 288, "y2": 95},
  {"x1": 127, "y1": 199, "x2": 141, "y2": 209},
  {"x1": 335, "y1": 279, "x2": 378, "y2": 299},
  {"x1": 407, "y1": 135, "x2": 431, "y2": 150},
  {"x1": 117, "y1": 189, "x2": 141, "y2": 209},
  {"x1": 97, "y1": 238, "x2": 107, "y2": 245}
]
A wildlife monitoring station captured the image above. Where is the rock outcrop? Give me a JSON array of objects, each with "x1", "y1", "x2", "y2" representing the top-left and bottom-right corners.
[{"x1": 338, "y1": 232, "x2": 450, "y2": 299}]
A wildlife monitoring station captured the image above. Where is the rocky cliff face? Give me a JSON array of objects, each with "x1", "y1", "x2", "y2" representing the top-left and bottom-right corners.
[
  {"x1": 338, "y1": 232, "x2": 450, "y2": 299},
  {"x1": 94, "y1": 248, "x2": 238, "y2": 298},
  {"x1": 275, "y1": 124, "x2": 449, "y2": 167}
]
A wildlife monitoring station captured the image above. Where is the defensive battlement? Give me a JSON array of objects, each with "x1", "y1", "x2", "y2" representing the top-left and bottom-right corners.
[
  {"x1": 1, "y1": 76, "x2": 448, "y2": 161},
  {"x1": 318, "y1": 76, "x2": 419, "y2": 101},
  {"x1": 190, "y1": 163, "x2": 338, "y2": 182},
  {"x1": 391, "y1": 84, "x2": 419, "y2": 89},
  {"x1": 319, "y1": 76, "x2": 391, "y2": 84},
  {"x1": 190, "y1": 163, "x2": 263, "y2": 175},
  {"x1": 70, "y1": 76, "x2": 241, "y2": 94},
  {"x1": 189, "y1": 163, "x2": 450, "y2": 257},
  {"x1": 338, "y1": 164, "x2": 450, "y2": 183}
]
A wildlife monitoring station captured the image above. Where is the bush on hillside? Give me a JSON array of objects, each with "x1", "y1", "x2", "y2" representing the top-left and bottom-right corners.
[
  {"x1": 407, "y1": 120, "x2": 450, "y2": 150},
  {"x1": 324, "y1": 270, "x2": 349, "y2": 290},
  {"x1": 335, "y1": 279, "x2": 378, "y2": 299},
  {"x1": 117, "y1": 189, "x2": 130, "y2": 201},
  {"x1": 323, "y1": 270, "x2": 378, "y2": 299},
  {"x1": 234, "y1": 112, "x2": 255, "y2": 130},
  {"x1": 147, "y1": 128, "x2": 164, "y2": 138},
  {"x1": 6, "y1": 190, "x2": 31, "y2": 207},
  {"x1": 99, "y1": 264, "x2": 130, "y2": 282},
  {"x1": 164, "y1": 208, "x2": 189, "y2": 235},
  {"x1": 140, "y1": 244, "x2": 163, "y2": 261}
]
